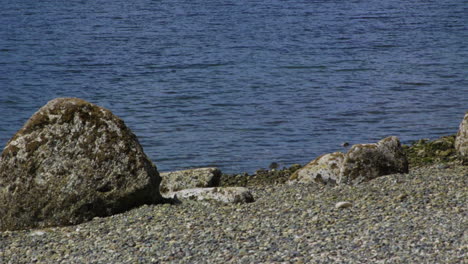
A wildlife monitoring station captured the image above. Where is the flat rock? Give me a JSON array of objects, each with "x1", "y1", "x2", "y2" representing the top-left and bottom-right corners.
[
  {"x1": 455, "y1": 111, "x2": 468, "y2": 163},
  {"x1": 164, "y1": 187, "x2": 254, "y2": 204},
  {"x1": 0, "y1": 98, "x2": 162, "y2": 231},
  {"x1": 160, "y1": 167, "x2": 221, "y2": 193}
]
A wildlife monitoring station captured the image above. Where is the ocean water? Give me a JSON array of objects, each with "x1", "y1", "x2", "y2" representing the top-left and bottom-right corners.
[{"x1": 1, "y1": 0, "x2": 466, "y2": 173}]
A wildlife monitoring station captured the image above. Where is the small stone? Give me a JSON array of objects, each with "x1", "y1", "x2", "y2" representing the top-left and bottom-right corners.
[
  {"x1": 269, "y1": 162, "x2": 279, "y2": 170},
  {"x1": 29, "y1": 230, "x2": 46, "y2": 236},
  {"x1": 335, "y1": 201, "x2": 353, "y2": 209},
  {"x1": 396, "y1": 194, "x2": 408, "y2": 201},
  {"x1": 436, "y1": 164, "x2": 449, "y2": 170}
]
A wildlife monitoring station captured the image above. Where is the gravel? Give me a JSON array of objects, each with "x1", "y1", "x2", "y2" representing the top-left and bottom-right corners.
[{"x1": 1, "y1": 164, "x2": 466, "y2": 263}]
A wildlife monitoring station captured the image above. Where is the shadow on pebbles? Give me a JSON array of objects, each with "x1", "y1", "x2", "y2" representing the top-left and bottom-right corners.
[{"x1": 1, "y1": 165, "x2": 466, "y2": 263}]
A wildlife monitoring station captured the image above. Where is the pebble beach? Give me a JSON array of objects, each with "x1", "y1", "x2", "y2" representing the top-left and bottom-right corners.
[{"x1": 1, "y1": 164, "x2": 466, "y2": 263}]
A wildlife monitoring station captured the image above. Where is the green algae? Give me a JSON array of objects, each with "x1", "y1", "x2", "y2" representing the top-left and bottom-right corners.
[
  {"x1": 220, "y1": 164, "x2": 302, "y2": 187},
  {"x1": 403, "y1": 135, "x2": 458, "y2": 168}
]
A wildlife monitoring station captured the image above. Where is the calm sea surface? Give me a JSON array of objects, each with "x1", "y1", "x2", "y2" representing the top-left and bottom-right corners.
[{"x1": 1, "y1": 0, "x2": 467, "y2": 173}]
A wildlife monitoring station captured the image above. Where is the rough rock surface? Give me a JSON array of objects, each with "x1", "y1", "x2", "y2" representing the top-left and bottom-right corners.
[
  {"x1": 160, "y1": 167, "x2": 221, "y2": 193},
  {"x1": 0, "y1": 98, "x2": 162, "y2": 231},
  {"x1": 339, "y1": 136, "x2": 409, "y2": 184},
  {"x1": 455, "y1": 111, "x2": 468, "y2": 163},
  {"x1": 164, "y1": 187, "x2": 254, "y2": 204},
  {"x1": 289, "y1": 136, "x2": 408, "y2": 185},
  {"x1": 289, "y1": 152, "x2": 344, "y2": 185}
]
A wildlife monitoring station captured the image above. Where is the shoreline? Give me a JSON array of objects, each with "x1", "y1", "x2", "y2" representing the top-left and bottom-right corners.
[
  {"x1": 1, "y1": 163, "x2": 466, "y2": 263},
  {"x1": 1, "y1": 134, "x2": 466, "y2": 263},
  {"x1": 220, "y1": 134, "x2": 460, "y2": 188}
]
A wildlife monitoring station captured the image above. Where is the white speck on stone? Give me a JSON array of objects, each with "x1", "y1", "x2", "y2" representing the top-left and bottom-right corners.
[{"x1": 335, "y1": 201, "x2": 353, "y2": 209}]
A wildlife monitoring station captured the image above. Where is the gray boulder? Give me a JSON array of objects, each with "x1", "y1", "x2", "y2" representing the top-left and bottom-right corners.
[
  {"x1": 455, "y1": 111, "x2": 468, "y2": 163},
  {"x1": 0, "y1": 98, "x2": 162, "y2": 231},
  {"x1": 164, "y1": 187, "x2": 254, "y2": 204},
  {"x1": 339, "y1": 136, "x2": 408, "y2": 185},
  {"x1": 289, "y1": 136, "x2": 408, "y2": 185},
  {"x1": 160, "y1": 167, "x2": 221, "y2": 193}
]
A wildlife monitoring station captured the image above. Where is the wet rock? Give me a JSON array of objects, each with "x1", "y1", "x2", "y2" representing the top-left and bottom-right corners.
[
  {"x1": 289, "y1": 152, "x2": 344, "y2": 185},
  {"x1": 455, "y1": 111, "x2": 468, "y2": 163},
  {"x1": 160, "y1": 167, "x2": 221, "y2": 193},
  {"x1": 0, "y1": 98, "x2": 162, "y2": 231},
  {"x1": 340, "y1": 136, "x2": 408, "y2": 185},
  {"x1": 164, "y1": 187, "x2": 254, "y2": 204},
  {"x1": 289, "y1": 137, "x2": 408, "y2": 185}
]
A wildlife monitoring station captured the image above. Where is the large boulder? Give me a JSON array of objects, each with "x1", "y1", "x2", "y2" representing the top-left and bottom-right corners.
[
  {"x1": 455, "y1": 111, "x2": 468, "y2": 163},
  {"x1": 289, "y1": 136, "x2": 408, "y2": 185},
  {"x1": 0, "y1": 98, "x2": 162, "y2": 231},
  {"x1": 339, "y1": 136, "x2": 408, "y2": 185},
  {"x1": 160, "y1": 167, "x2": 221, "y2": 193}
]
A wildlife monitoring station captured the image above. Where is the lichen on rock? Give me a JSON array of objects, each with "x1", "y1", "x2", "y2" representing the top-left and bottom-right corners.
[
  {"x1": 289, "y1": 152, "x2": 344, "y2": 184},
  {"x1": 289, "y1": 136, "x2": 408, "y2": 186},
  {"x1": 0, "y1": 98, "x2": 162, "y2": 231},
  {"x1": 339, "y1": 136, "x2": 408, "y2": 185}
]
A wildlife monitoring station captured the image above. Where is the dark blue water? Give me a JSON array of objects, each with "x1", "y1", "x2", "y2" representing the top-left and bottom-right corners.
[{"x1": 1, "y1": 0, "x2": 467, "y2": 173}]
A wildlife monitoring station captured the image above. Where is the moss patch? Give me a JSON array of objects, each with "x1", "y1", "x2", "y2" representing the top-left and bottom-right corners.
[
  {"x1": 220, "y1": 164, "x2": 303, "y2": 187},
  {"x1": 402, "y1": 135, "x2": 458, "y2": 168}
]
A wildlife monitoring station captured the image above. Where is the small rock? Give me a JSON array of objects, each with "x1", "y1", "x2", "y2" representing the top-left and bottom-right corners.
[
  {"x1": 396, "y1": 194, "x2": 408, "y2": 201},
  {"x1": 335, "y1": 201, "x2": 353, "y2": 209},
  {"x1": 436, "y1": 164, "x2": 449, "y2": 170},
  {"x1": 269, "y1": 162, "x2": 279, "y2": 170},
  {"x1": 29, "y1": 230, "x2": 46, "y2": 236}
]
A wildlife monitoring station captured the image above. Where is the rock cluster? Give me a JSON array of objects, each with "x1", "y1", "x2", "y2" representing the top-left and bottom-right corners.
[
  {"x1": 160, "y1": 167, "x2": 254, "y2": 204},
  {"x1": 289, "y1": 136, "x2": 409, "y2": 185},
  {"x1": 455, "y1": 111, "x2": 468, "y2": 163},
  {"x1": 0, "y1": 98, "x2": 162, "y2": 231}
]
